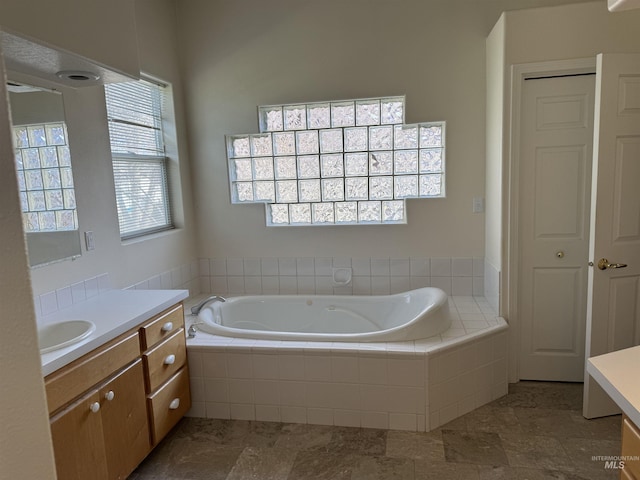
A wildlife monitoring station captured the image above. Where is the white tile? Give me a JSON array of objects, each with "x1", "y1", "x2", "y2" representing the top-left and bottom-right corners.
[
  {"x1": 261, "y1": 276, "x2": 279, "y2": 294},
  {"x1": 306, "y1": 382, "x2": 334, "y2": 408},
  {"x1": 410, "y1": 257, "x2": 430, "y2": 277},
  {"x1": 305, "y1": 355, "x2": 332, "y2": 381},
  {"x1": 452, "y1": 257, "x2": 473, "y2": 277},
  {"x1": 331, "y1": 356, "x2": 359, "y2": 383},
  {"x1": 452, "y1": 277, "x2": 473, "y2": 296},
  {"x1": 430, "y1": 277, "x2": 451, "y2": 295},
  {"x1": 388, "y1": 358, "x2": 424, "y2": 387},
  {"x1": 352, "y1": 276, "x2": 371, "y2": 295},
  {"x1": 244, "y1": 276, "x2": 262, "y2": 294},
  {"x1": 352, "y1": 257, "x2": 371, "y2": 276},
  {"x1": 148, "y1": 275, "x2": 162, "y2": 289},
  {"x1": 359, "y1": 357, "x2": 388, "y2": 385},
  {"x1": 189, "y1": 377, "x2": 206, "y2": 403},
  {"x1": 253, "y1": 380, "x2": 280, "y2": 405},
  {"x1": 371, "y1": 258, "x2": 390, "y2": 276},
  {"x1": 187, "y1": 350, "x2": 204, "y2": 377},
  {"x1": 261, "y1": 258, "x2": 279, "y2": 276},
  {"x1": 389, "y1": 413, "x2": 417, "y2": 431},
  {"x1": 33, "y1": 296, "x2": 42, "y2": 318},
  {"x1": 70, "y1": 282, "x2": 86, "y2": 304},
  {"x1": 97, "y1": 273, "x2": 111, "y2": 292},
  {"x1": 333, "y1": 285, "x2": 352, "y2": 295},
  {"x1": 171, "y1": 267, "x2": 183, "y2": 288},
  {"x1": 278, "y1": 257, "x2": 297, "y2": 275},
  {"x1": 226, "y1": 258, "x2": 244, "y2": 276},
  {"x1": 315, "y1": 257, "x2": 333, "y2": 276},
  {"x1": 315, "y1": 276, "x2": 333, "y2": 294},
  {"x1": 206, "y1": 402, "x2": 230, "y2": 419},
  {"x1": 334, "y1": 410, "x2": 361, "y2": 428},
  {"x1": 390, "y1": 258, "x2": 410, "y2": 276},
  {"x1": 255, "y1": 405, "x2": 281, "y2": 422},
  {"x1": 429, "y1": 409, "x2": 441, "y2": 430},
  {"x1": 227, "y1": 276, "x2": 244, "y2": 294},
  {"x1": 204, "y1": 378, "x2": 229, "y2": 403},
  {"x1": 252, "y1": 353, "x2": 279, "y2": 379},
  {"x1": 360, "y1": 385, "x2": 389, "y2": 411},
  {"x1": 297, "y1": 276, "x2": 316, "y2": 294},
  {"x1": 226, "y1": 353, "x2": 253, "y2": 378},
  {"x1": 228, "y1": 379, "x2": 254, "y2": 404},
  {"x1": 390, "y1": 276, "x2": 410, "y2": 294},
  {"x1": 279, "y1": 381, "x2": 307, "y2": 406},
  {"x1": 211, "y1": 276, "x2": 228, "y2": 294},
  {"x1": 388, "y1": 386, "x2": 423, "y2": 414},
  {"x1": 439, "y1": 404, "x2": 459, "y2": 426},
  {"x1": 280, "y1": 406, "x2": 307, "y2": 424},
  {"x1": 134, "y1": 280, "x2": 149, "y2": 290},
  {"x1": 307, "y1": 408, "x2": 334, "y2": 426},
  {"x1": 333, "y1": 257, "x2": 351, "y2": 268},
  {"x1": 296, "y1": 257, "x2": 315, "y2": 275},
  {"x1": 230, "y1": 404, "x2": 255, "y2": 420},
  {"x1": 430, "y1": 258, "x2": 451, "y2": 277},
  {"x1": 279, "y1": 276, "x2": 297, "y2": 294},
  {"x1": 473, "y1": 277, "x2": 484, "y2": 296},
  {"x1": 473, "y1": 257, "x2": 484, "y2": 276},
  {"x1": 279, "y1": 354, "x2": 306, "y2": 380},
  {"x1": 199, "y1": 258, "x2": 211, "y2": 276},
  {"x1": 186, "y1": 402, "x2": 206, "y2": 418},
  {"x1": 371, "y1": 276, "x2": 390, "y2": 295},
  {"x1": 84, "y1": 277, "x2": 99, "y2": 299},
  {"x1": 244, "y1": 258, "x2": 262, "y2": 276},
  {"x1": 332, "y1": 383, "x2": 361, "y2": 410},
  {"x1": 410, "y1": 277, "x2": 430, "y2": 289},
  {"x1": 56, "y1": 287, "x2": 73, "y2": 310},
  {"x1": 418, "y1": 414, "x2": 427, "y2": 432},
  {"x1": 361, "y1": 411, "x2": 389, "y2": 429}
]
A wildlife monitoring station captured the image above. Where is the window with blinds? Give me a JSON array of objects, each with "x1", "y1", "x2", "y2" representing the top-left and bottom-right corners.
[{"x1": 105, "y1": 80, "x2": 173, "y2": 239}]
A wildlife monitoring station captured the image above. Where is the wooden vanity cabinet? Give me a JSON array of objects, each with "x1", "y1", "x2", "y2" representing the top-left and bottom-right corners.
[
  {"x1": 45, "y1": 302, "x2": 190, "y2": 480},
  {"x1": 622, "y1": 415, "x2": 640, "y2": 479}
]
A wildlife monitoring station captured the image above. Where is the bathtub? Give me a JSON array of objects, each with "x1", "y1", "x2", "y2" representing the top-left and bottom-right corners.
[{"x1": 194, "y1": 287, "x2": 451, "y2": 342}]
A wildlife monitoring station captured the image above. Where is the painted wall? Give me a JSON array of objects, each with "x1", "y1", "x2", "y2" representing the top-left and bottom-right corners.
[
  {"x1": 0, "y1": 54, "x2": 57, "y2": 480},
  {"x1": 1, "y1": 0, "x2": 197, "y2": 298}
]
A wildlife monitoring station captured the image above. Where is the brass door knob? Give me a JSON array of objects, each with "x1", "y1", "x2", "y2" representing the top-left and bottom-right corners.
[{"x1": 597, "y1": 258, "x2": 628, "y2": 270}]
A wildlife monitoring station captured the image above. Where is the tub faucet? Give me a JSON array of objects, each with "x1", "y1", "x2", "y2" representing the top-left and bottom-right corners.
[{"x1": 191, "y1": 295, "x2": 226, "y2": 315}]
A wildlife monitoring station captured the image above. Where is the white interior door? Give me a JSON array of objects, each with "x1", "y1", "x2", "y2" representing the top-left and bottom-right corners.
[
  {"x1": 519, "y1": 74, "x2": 596, "y2": 381},
  {"x1": 584, "y1": 53, "x2": 640, "y2": 418}
]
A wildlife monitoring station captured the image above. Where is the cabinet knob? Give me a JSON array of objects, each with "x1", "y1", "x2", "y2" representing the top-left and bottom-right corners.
[
  {"x1": 104, "y1": 390, "x2": 115, "y2": 401},
  {"x1": 161, "y1": 322, "x2": 173, "y2": 332},
  {"x1": 164, "y1": 354, "x2": 176, "y2": 365},
  {"x1": 89, "y1": 402, "x2": 100, "y2": 413},
  {"x1": 169, "y1": 398, "x2": 180, "y2": 410}
]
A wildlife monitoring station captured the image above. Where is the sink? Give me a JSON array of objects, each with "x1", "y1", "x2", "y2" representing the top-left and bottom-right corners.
[{"x1": 38, "y1": 320, "x2": 96, "y2": 354}]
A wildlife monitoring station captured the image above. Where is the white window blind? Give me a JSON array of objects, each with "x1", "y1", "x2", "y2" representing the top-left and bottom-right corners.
[{"x1": 105, "y1": 80, "x2": 173, "y2": 239}]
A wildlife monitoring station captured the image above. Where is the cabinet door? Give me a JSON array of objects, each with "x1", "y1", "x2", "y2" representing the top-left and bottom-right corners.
[
  {"x1": 50, "y1": 389, "x2": 109, "y2": 480},
  {"x1": 101, "y1": 359, "x2": 151, "y2": 480}
]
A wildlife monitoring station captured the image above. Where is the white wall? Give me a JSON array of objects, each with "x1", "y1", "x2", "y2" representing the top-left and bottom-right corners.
[
  {"x1": 0, "y1": 53, "x2": 57, "y2": 480},
  {"x1": 1, "y1": 0, "x2": 198, "y2": 297}
]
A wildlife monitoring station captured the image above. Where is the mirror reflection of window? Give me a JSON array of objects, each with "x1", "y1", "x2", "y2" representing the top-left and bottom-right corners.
[{"x1": 9, "y1": 84, "x2": 78, "y2": 234}]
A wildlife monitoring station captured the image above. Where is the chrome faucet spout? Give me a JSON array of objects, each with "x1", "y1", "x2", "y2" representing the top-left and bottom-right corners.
[{"x1": 191, "y1": 295, "x2": 226, "y2": 315}]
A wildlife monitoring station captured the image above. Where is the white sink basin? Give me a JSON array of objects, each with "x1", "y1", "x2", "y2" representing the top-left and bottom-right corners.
[{"x1": 38, "y1": 320, "x2": 96, "y2": 354}]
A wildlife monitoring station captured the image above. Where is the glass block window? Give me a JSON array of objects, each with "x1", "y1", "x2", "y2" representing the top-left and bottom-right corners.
[
  {"x1": 12, "y1": 122, "x2": 78, "y2": 232},
  {"x1": 226, "y1": 96, "x2": 445, "y2": 226}
]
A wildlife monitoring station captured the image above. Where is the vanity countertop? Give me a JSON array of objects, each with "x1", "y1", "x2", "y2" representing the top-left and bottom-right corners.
[
  {"x1": 587, "y1": 345, "x2": 640, "y2": 427},
  {"x1": 40, "y1": 289, "x2": 188, "y2": 376}
]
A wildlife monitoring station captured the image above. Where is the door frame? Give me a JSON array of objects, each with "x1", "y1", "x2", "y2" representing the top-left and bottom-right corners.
[{"x1": 505, "y1": 57, "x2": 596, "y2": 383}]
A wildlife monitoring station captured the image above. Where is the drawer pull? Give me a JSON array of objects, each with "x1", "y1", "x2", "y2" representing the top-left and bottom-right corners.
[
  {"x1": 89, "y1": 402, "x2": 100, "y2": 413},
  {"x1": 104, "y1": 390, "x2": 115, "y2": 401},
  {"x1": 169, "y1": 398, "x2": 180, "y2": 410},
  {"x1": 164, "y1": 354, "x2": 176, "y2": 365},
  {"x1": 161, "y1": 321, "x2": 174, "y2": 332}
]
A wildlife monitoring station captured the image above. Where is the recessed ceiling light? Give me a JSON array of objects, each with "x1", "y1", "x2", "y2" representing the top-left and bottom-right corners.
[{"x1": 55, "y1": 70, "x2": 100, "y2": 82}]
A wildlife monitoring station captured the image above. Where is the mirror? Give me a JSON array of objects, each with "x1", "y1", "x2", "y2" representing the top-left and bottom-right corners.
[{"x1": 8, "y1": 82, "x2": 82, "y2": 267}]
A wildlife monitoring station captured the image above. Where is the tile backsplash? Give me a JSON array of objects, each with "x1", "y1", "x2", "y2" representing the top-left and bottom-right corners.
[
  {"x1": 33, "y1": 260, "x2": 200, "y2": 319},
  {"x1": 199, "y1": 257, "x2": 485, "y2": 297}
]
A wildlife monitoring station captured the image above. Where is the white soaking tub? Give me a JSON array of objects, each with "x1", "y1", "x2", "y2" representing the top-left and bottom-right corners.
[{"x1": 194, "y1": 287, "x2": 451, "y2": 342}]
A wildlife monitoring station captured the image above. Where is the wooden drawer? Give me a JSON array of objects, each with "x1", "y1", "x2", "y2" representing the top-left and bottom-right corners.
[
  {"x1": 140, "y1": 304, "x2": 184, "y2": 351},
  {"x1": 45, "y1": 331, "x2": 140, "y2": 415},
  {"x1": 147, "y1": 367, "x2": 191, "y2": 445},
  {"x1": 143, "y1": 328, "x2": 186, "y2": 393},
  {"x1": 623, "y1": 416, "x2": 640, "y2": 479}
]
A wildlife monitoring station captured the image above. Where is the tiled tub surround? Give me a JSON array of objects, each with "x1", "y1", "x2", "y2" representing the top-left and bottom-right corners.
[
  {"x1": 199, "y1": 256, "x2": 485, "y2": 297},
  {"x1": 185, "y1": 295, "x2": 507, "y2": 432}
]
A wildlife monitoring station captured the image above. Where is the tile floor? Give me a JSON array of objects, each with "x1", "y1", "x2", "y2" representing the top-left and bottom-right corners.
[{"x1": 129, "y1": 381, "x2": 622, "y2": 479}]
